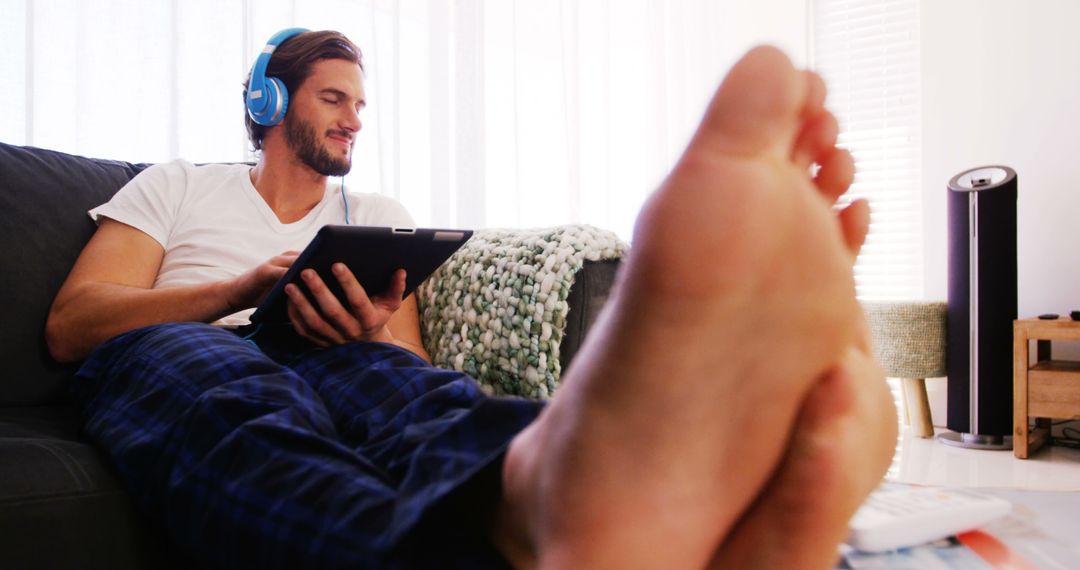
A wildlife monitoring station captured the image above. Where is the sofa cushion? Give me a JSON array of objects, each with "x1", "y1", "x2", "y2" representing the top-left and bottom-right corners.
[
  {"x1": 0, "y1": 142, "x2": 146, "y2": 405},
  {"x1": 0, "y1": 405, "x2": 186, "y2": 568}
]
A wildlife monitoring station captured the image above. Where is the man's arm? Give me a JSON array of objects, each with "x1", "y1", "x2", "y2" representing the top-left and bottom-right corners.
[{"x1": 46, "y1": 219, "x2": 292, "y2": 362}]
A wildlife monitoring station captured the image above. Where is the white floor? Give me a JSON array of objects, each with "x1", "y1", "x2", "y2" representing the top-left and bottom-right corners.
[{"x1": 888, "y1": 426, "x2": 1080, "y2": 491}]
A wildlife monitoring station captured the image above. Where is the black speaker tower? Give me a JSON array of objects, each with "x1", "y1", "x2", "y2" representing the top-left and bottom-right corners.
[{"x1": 942, "y1": 166, "x2": 1017, "y2": 450}]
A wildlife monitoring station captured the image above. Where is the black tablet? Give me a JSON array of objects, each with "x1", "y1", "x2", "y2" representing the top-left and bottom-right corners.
[{"x1": 249, "y1": 225, "x2": 473, "y2": 325}]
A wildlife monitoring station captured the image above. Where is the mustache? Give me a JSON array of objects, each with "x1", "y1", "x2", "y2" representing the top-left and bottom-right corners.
[{"x1": 327, "y1": 129, "x2": 354, "y2": 143}]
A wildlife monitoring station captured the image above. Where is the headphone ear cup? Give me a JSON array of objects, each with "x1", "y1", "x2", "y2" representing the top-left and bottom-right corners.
[
  {"x1": 249, "y1": 76, "x2": 289, "y2": 126},
  {"x1": 265, "y1": 77, "x2": 289, "y2": 126},
  {"x1": 246, "y1": 28, "x2": 307, "y2": 128}
]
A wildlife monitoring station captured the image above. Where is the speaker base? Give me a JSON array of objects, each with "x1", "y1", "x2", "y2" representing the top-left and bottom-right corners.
[{"x1": 937, "y1": 431, "x2": 1012, "y2": 450}]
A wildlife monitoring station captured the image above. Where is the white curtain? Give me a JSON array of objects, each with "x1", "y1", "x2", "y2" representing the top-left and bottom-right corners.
[{"x1": 2, "y1": 0, "x2": 804, "y2": 239}]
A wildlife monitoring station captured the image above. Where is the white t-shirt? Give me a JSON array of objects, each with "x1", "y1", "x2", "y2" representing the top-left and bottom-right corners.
[{"x1": 90, "y1": 159, "x2": 415, "y2": 326}]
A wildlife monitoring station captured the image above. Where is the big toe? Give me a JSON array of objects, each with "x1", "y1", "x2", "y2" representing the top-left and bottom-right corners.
[{"x1": 694, "y1": 45, "x2": 807, "y2": 157}]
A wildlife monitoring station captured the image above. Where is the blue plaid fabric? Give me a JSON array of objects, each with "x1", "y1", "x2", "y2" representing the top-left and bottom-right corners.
[{"x1": 73, "y1": 322, "x2": 545, "y2": 569}]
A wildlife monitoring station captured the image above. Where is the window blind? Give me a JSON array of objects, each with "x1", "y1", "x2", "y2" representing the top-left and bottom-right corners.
[{"x1": 812, "y1": 0, "x2": 922, "y2": 301}]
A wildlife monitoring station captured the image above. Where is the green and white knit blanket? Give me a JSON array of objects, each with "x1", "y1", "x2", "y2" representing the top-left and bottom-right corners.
[{"x1": 418, "y1": 225, "x2": 628, "y2": 399}]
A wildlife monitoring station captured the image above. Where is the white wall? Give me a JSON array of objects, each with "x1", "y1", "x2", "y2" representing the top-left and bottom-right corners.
[
  {"x1": 724, "y1": 0, "x2": 808, "y2": 67},
  {"x1": 922, "y1": 0, "x2": 1080, "y2": 318},
  {"x1": 921, "y1": 1, "x2": 1080, "y2": 422}
]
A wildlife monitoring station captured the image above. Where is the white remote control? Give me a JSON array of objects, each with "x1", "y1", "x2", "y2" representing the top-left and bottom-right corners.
[{"x1": 846, "y1": 485, "x2": 1012, "y2": 553}]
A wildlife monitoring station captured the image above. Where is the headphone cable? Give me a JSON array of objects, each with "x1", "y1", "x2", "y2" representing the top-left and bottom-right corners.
[{"x1": 341, "y1": 175, "x2": 350, "y2": 224}]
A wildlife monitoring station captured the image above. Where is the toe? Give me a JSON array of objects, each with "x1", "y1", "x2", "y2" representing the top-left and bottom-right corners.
[
  {"x1": 814, "y1": 146, "x2": 855, "y2": 202},
  {"x1": 838, "y1": 199, "x2": 871, "y2": 259},
  {"x1": 793, "y1": 111, "x2": 840, "y2": 170},
  {"x1": 693, "y1": 45, "x2": 805, "y2": 157},
  {"x1": 800, "y1": 70, "x2": 828, "y2": 119}
]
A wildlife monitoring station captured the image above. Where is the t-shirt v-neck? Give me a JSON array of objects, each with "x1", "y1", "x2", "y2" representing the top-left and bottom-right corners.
[{"x1": 238, "y1": 168, "x2": 337, "y2": 233}]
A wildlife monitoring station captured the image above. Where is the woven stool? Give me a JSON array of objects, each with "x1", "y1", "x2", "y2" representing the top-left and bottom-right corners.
[{"x1": 863, "y1": 302, "x2": 947, "y2": 438}]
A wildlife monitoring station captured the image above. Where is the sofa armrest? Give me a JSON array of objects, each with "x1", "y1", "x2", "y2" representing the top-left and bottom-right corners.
[{"x1": 560, "y1": 259, "x2": 620, "y2": 370}]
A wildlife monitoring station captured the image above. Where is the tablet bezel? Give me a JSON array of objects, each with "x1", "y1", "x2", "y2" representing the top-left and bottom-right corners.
[{"x1": 249, "y1": 225, "x2": 472, "y2": 325}]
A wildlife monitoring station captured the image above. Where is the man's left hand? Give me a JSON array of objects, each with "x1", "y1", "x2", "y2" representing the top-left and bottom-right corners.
[{"x1": 284, "y1": 263, "x2": 406, "y2": 347}]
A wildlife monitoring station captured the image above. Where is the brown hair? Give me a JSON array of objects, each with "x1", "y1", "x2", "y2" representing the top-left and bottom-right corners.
[{"x1": 243, "y1": 30, "x2": 363, "y2": 151}]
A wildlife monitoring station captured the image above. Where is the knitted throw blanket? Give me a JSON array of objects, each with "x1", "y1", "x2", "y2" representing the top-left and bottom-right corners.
[{"x1": 417, "y1": 225, "x2": 628, "y2": 399}]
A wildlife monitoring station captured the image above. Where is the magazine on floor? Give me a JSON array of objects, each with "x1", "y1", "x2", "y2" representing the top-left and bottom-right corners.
[{"x1": 837, "y1": 484, "x2": 1080, "y2": 569}]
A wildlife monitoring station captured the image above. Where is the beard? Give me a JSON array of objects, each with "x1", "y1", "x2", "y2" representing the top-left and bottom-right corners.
[{"x1": 284, "y1": 113, "x2": 352, "y2": 176}]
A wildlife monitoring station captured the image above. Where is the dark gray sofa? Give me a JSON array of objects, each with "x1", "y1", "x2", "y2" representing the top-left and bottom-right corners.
[{"x1": 0, "y1": 141, "x2": 619, "y2": 568}]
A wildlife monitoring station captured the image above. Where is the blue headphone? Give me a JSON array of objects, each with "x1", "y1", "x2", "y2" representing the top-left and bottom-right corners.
[{"x1": 246, "y1": 27, "x2": 310, "y2": 126}]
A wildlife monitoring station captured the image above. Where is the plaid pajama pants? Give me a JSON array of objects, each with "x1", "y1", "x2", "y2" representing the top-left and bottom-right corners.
[{"x1": 72, "y1": 322, "x2": 545, "y2": 569}]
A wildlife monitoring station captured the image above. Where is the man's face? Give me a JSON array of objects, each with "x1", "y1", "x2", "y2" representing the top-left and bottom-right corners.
[{"x1": 284, "y1": 58, "x2": 366, "y2": 177}]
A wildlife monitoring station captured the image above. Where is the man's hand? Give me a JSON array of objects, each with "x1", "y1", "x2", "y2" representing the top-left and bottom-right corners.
[
  {"x1": 46, "y1": 223, "x2": 306, "y2": 362},
  {"x1": 285, "y1": 263, "x2": 407, "y2": 347},
  {"x1": 223, "y1": 251, "x2": 299, "y2": 312}
]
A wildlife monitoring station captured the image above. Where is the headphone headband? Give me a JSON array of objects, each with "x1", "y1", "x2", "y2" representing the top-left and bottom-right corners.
[{"x1": 246, "y1": 27, "x2": 310, "y2": 127}]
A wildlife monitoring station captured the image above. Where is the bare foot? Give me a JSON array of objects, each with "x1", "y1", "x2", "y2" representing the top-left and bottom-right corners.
[
  {"x1": 708, "y1": 335, "x2": 898, "y2": 569},
  {"x1": 700, "y1": 74, "x2": 893, "y2": 569},
  {"x1": 496, "y1": 46, "x2": 872, "y2": 568},
  {"x1": 700, "y1": 72, "x2": 894, "y2": 569}
]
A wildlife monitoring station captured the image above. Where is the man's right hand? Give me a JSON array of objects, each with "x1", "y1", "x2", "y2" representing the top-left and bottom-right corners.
[{"x1": 223, "y1": 251, "x2": 299, "y2": 312}]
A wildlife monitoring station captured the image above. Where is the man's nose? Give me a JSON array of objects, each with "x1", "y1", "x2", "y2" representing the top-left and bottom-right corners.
[{"x1": 341, "y1": 109, "x2": 361, "y2": 133}]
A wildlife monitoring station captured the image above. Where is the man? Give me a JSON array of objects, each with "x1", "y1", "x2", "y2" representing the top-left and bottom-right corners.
[
  {"x1": 46, "y1": 29, "x2": 896, "y2": 568},
  {"x1": 46, "y1": 29, "x2": 426, "y2": 361}
]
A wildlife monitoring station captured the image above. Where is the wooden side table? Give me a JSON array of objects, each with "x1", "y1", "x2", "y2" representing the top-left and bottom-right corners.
[{"x1": 1013, "y1": 317, "x2": 1080, "y2": 458}]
